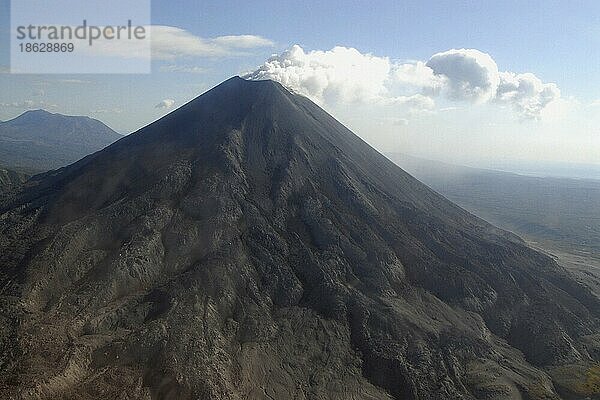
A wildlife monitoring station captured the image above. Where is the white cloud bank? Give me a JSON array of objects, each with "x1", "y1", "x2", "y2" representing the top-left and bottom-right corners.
[
  {"x1": 150, "y1": 27, "x2": 273, "y2": 60},
  {"x1": 426, "y1": 49, "x2": 561, "y2": 119},
  {"x1": 247, "y1": 45, "x2": 392, "y2": 104},
  {"x1": 246, "y1": 46, "x2": 561, "y2": 120},
  {"x1": 78, "y1": 26, "x2": 273, "y2": 61},
  {"x1": 0, "y1": 100, "x2": 57, "y2": 109}
]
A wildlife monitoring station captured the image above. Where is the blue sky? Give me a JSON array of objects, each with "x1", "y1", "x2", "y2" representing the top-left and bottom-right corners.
[
  {"x1": 1, "y1": 0, "x2": 599, "y2": 166},
  {"x1": 151, "y1": 0, "x2": 600, "y2": 99}
]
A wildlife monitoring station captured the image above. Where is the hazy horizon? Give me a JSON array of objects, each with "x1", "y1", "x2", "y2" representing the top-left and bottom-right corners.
[{"x1": 3, "y1": 96, "x2": 599, "y2": 179}]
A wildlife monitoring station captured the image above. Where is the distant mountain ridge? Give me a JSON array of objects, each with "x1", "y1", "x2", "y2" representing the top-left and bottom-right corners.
[{"x1": 0, "y1": 109, "x2": 122, "y2": 171}]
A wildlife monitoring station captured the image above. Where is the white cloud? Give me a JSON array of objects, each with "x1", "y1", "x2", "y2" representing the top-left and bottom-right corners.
[
  {"x1": 386, "y1": 94, "x2": 436, "y2": 113},
  {"x1": 82, "y1": 26, "x2": 273, "y2": 61},
  {"x1": 41, "y1": 100, "x2": 58, "y2": 108},
  {"x1": 211, "y1": 35, "x2": 274, "y2": 49},
  {"x1": 151, "y1": 27, "x2": 192, "y2": 58},
  {"x1": 159, "y1": 65, "x2": 206, "y2": 74},
  {"x1": 0, "y1": 100, "x2": 57, "y2": 109},
  {"x1": 155, "y1": 99, "x2": 175, "y2": 109},
  {"x1": 0, "y1": 100, "x2": 34, "y2": 108},
  {"x1": 424, "y1": 49, "x2": 560, "y2": 119},
  {"x1": 426, "y1": 48, "x2": 500, "y2": 103},
  {"x1": 496, "y1": 72, "x2": 561, "y2": 120},
  {"x1": 391, "y1": 61, "x2": 444, "y2": 95},
  {"x1": 245, "y1": 45, "x2": 393, "y2": 104},
  {"x1": 91, "y1": 108, "x2": 123, "y2": 114},
  {"x1": 247, "y1": 45, "x2": 563, "y2": 121}
]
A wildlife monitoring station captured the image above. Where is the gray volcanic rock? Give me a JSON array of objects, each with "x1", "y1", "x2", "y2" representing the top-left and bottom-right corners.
[
  {"x1": 0, "y1": 109, "x2": 122, "y2": 171},
  {"x1": 0, "y1": 77, "x2": 598, "y2": 399}
]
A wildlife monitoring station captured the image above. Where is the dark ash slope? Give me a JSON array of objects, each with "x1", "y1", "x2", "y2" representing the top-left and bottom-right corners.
[{"x1": 0, "y1": 77, "x2": 598, "y2": 400}]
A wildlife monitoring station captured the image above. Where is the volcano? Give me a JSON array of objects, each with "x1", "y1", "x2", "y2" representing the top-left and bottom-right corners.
[{"x1": 0, "y1": 77, "x2": 598, "y2": 399}]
